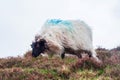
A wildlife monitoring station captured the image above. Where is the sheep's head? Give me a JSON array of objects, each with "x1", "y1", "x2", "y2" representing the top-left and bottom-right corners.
[{"x1": 31, "y1": 39, "x2": 48, "y2": 57}]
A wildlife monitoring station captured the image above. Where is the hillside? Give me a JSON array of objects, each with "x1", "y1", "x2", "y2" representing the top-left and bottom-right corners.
[{"x1": 0, "y1": 48, "x2": 120, "y2": 80}]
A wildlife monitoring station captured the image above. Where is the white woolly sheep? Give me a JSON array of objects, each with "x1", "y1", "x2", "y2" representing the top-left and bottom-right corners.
[{"x1": 31, "y1": 19, "x2": 101, "y2": 63}]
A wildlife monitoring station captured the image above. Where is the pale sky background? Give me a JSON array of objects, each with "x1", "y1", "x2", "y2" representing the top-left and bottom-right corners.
[{"x1": 0, "y1": 0, "x2": 120, "y2": 58}]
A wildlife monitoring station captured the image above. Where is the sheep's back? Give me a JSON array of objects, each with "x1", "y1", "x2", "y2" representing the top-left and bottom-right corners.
[{"x1": 40, "y1": 19, "x2": 93, "y2": 50}]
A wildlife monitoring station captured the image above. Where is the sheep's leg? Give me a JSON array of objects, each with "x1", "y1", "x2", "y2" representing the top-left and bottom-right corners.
[
  {"x1": 57, "y1": 46, "x2": 65, "y2": 59},
  {"x1": 61, "y1": 52, "x2": 65, "y2": 59},
  {"x1": 91, "y1": 50, "x2": 102, "y2": 63},
  {"x1": 87, "y1": 51, "x2": 92, "y2": 57},
  {"x1": 48, "y1": 41, "x2": 65, "y2": 59}
]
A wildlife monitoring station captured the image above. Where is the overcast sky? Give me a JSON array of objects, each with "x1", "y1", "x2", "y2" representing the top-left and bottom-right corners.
[{"x1": 0, "y1": 0, "x2": 120, "y2": 58}]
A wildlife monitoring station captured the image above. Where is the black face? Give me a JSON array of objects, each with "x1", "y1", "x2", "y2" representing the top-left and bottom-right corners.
[{"x1": 31, "y1": 39, "x2": 47, "y2": 57}]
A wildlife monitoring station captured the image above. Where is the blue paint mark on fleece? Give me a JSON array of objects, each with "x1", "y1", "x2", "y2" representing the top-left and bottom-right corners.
[
  {"x1": 45, "y1": 19, "x2": 73, "y2": 32},
  {"x1": 47, "y1": 19, "x2": 62, "y2": 25}
]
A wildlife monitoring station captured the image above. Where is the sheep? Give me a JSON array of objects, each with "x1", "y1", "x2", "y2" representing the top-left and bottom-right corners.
[{"x1": 31, "y1": 19, "x2": 101, "y2": 63}]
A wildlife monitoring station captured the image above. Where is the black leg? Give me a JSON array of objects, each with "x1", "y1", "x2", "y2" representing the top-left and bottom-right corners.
[
  {"x1": 88, "y1": 52, "x2": 92, "y2": 57},
  {"x1": 61, "y1": 52, "x2": 65, "y2": 59}
]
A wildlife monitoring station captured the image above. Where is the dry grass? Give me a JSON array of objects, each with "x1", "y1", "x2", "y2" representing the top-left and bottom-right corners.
[{"x1": 0, "y1": 47, "x2": 120, "y2": 80}]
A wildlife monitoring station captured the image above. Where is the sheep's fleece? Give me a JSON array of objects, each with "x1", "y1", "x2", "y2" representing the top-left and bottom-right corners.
[{"x1": 34, "y1": 19, "x2": 101, "y2": 62}]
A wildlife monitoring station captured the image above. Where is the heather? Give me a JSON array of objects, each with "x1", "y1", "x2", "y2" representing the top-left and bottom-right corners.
[{"x1": 0, "y1": 47, "x2": 120, "y2": 80}]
